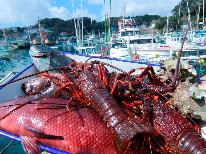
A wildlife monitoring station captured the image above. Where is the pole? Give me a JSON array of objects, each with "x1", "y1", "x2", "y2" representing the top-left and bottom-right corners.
[
  {"x1": 203, "y1": 0, "x2": 205, "y2": 25},
  {"x1": 38, "y1": 17, "x2": 43, "y2": 46},
  {"x1": 197, "y1": 3, "x2": 201, "y2": 29},
  {"x1": 172, "y1": 30, "x2": 188, "y2": 88},
  {"x1": 178, "y1": 2, "x2": 181, "y2": 26},
  {"x1": 187, "y1": 0, "x2": 192, "y2": 31},
  {"x1": 109, "y1": 0, "x2": 111, "y2": 48},
  {"x1": 166, "y1": 16, "x2": 169, "y2": 34},
  {"x1": 81, "y1": 0, "x2": 83, "y2": 47},
  {"x1": 72, "y1": 0, "x2": 78, "y2": 40}
]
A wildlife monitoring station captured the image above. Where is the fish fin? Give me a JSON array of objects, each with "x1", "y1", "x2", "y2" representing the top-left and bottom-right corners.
[
  {"x1": 23, "y1": 125, "x2": 64, "y2": 140},
  {"x1": 20, "y1": 136, "x2": 40, "y2": 154}
]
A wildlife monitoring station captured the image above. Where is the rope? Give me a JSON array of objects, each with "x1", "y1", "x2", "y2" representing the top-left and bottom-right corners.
[
  {"x1": 0, "y1": 66, "x2": 71, "y2": 88},
  {"x1": 91, "y1": 60, "x2": 127, "y2": 74},
  {"x1": 0, "y1": 140, "x2": 14, "y2": 154}
]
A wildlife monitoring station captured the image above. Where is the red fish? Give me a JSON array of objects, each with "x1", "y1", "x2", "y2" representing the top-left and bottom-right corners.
[{"x1": 0, "y1": 97, "x2": 119, "y2": 154}]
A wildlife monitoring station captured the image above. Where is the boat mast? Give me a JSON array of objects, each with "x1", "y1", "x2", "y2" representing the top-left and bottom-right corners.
[
  {"x1": 91, "y1": 17, "x2": 93, "y2": 37},
  {"x1": 72, "y1": 0, "x2": 78, "y2": 42},
  {"x1": 186, "y1": 0, "x2": 192, "y2": 31},
  {"x1": 28, "y1": 28, "x2": 31, "y2": 45},
  {"x1": 123, "y1": 4, "x2": 126, "y2": 26},
  {"x1": 108, "y1": 0, "x2": 111, "y2": 47},
  {"x1": 104, "y1": 0, "x2": 107, "y2": 44},
  {"x1": 77, "y1": 15, "x2": 81, "y2": 47},
  {"x1": 38, "y1": 16, "x2": 43, "y2": 45},
  {"x1": 203, "y1": 0, "x2": 205, "y2": 26},
  {"x1": 178, "y1": 2, "x2": 181, "y2": 26},
  {"x1": 81, "y1": 0, "x2": 83, "y2": 47},
  {"x1": 197, "y1": 2, "x2": 201, "y2": 30},
  {"x1": 166, "y1": 16, "x2": 169, "y2": 34}
]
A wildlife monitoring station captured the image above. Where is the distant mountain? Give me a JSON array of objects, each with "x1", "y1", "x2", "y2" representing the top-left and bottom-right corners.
[{"x1": 36, "y1": 15, "x2": 161, "y2": 38}]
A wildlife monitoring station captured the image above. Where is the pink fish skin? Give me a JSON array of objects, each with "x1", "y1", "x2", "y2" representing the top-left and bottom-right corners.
[{"x1": 0, "y1": 97, "x2": 119, "y2": 154}]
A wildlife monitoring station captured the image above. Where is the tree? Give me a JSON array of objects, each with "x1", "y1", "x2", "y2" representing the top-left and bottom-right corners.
[
  {"x1": 155, "y1": 17, "x2": 167, "y2": 33},
  {"x1": 168, "y1": 16, "x2": 180, "y2": 31}
]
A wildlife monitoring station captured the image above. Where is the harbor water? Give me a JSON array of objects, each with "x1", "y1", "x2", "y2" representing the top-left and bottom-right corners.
[
  {"x1": 0, "y1": 49, "x2": 31, "y2": 153},
  {"x1": 0, "y1": 49, "x2": 32, "y2": 80}
]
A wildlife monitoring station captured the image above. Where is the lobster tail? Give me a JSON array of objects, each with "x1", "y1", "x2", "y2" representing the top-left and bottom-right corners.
[
  {"x1": 177, "y1": 130, "x2": 206, "y2": 154},
  {"x1": 153, "y1": 102, "x2": 206, "y2": 154}
]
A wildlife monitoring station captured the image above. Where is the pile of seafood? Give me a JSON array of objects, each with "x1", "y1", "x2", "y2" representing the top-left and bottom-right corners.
[{"x1": 1, "y1": 48, "x2": 206, "y2": 154}]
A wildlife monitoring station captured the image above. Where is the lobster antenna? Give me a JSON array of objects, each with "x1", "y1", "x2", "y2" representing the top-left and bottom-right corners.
[{"x1": 172, "y1": 29, "x2": 188, "y2": 87}]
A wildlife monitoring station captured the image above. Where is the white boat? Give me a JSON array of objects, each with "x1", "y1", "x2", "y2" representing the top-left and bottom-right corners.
[
  {"x1": 165, "y1": 32, "x2": 184, "y2": 49},
  {"x1": 112, "y1": 18, "x2": 173, "y2": 61},
  {"x1": 116, "y1": 18, "x2": 157, "y2": 51},
  {"x1": 109, "y1": 42, "x2": 130, "y2": 59},
  {"x1": 74, "y1": 46, "x2": 101, "y2": 56}
]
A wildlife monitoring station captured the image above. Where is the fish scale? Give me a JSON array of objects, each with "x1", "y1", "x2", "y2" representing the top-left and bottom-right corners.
[{"x1": 0, "y1": 97, "x2": 118, "y2": 154}]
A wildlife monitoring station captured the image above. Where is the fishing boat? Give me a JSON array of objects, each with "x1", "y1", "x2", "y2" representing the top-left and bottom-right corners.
[{"x1": 109, "y1": 42, "x2": 130, "y2": 59}]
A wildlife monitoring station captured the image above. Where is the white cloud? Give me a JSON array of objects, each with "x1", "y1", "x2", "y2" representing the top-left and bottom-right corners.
[
  {"x1": 88, "y1": 0, "x2": 103, "y2": 5},
  {"x1": 0, "y1": 0, "x2": 71, "y2": 27},
  {"x1": 0, "y1": 0, "x2": 181, "y2": 28},
  {"x1": 49, "y1": 6, "x2": 70, "y2": 20},
  {"x1": 88, "y1": 0, "x2": 180, "y2": 19},
  {"x1": 74, "y1": 8, "x2": 98, "y2": 19}
]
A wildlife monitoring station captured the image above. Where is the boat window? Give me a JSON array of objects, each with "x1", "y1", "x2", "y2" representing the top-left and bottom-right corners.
[
  {"x1": 112, "y1": 43, "x2": 127, "y2": 48},
  {"x1": 121, "y1": 32, "x2": 128, "y2": 36},
  {"x1": 130, "y1": 40, "x2": 140, "y2": 44},
  {"x1": 199, "y1": 50, "x2": 206, "y2": 55},
  {"x1": 121, "y1": 31, "x2": 135, "y2": 37},
  {"x1": 182, "y1": 51, "x2": 197, "y2": 57},
  {"x1": 129, "y1": 39, "x2": 156, "y2": 44},
  {"x1": 81, "y1": 49, "x2": 86, "y2": 54},
  {"x1": 86, "y1": 48, "x2": 95, "y2": 54},
  {"x1": 194, "y1": 35, "x2": 201, "y2": 38}
]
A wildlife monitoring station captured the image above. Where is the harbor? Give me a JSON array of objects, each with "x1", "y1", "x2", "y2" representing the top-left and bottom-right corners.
[{"x1": 0, "y1": 0, "x2": 206, "y2": 154}]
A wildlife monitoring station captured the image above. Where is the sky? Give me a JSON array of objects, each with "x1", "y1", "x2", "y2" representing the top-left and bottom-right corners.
[{"x1": 0, "y1": 0, "x2": 181, "y2": 28}]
